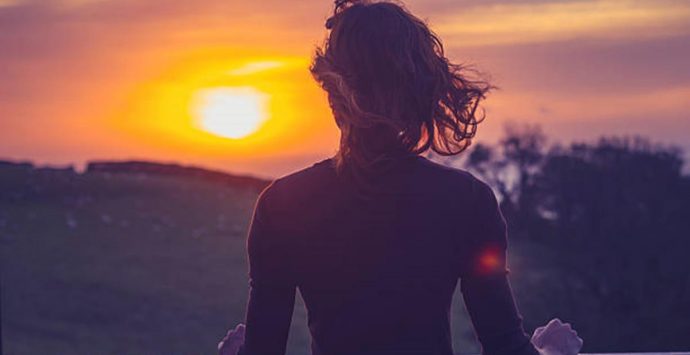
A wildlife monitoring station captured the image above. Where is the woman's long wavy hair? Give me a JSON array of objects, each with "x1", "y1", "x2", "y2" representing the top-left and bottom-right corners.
[{"x1": 311, "y1": 0, "x2": 492, "y2": 178}]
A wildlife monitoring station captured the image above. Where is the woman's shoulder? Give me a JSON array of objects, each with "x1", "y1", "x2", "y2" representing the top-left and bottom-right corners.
[
  {"x1": 257, "y1": 158, "x2": 336, "y2": 203},
  {"x1": 260, "y1": 156, "x2": 493, "y2": 205},
  {"x1": 272, "y1": 158, "x2": 335, "y2": 188},
  {"x1": 416, "y1": 156, "x2": 490, "y2": 194}
]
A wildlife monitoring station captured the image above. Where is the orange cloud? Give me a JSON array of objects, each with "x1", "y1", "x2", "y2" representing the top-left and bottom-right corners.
[{"x1": 434, "y1": 0, "x2": 690, "y2": 46}]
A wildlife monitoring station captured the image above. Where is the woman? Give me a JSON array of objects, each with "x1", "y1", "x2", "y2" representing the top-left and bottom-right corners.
[{"x1": 220, "y1": 1, "x2": 583, "y2": 354}]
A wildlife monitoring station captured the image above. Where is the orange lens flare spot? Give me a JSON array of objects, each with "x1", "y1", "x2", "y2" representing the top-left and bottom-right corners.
[{"x1": 478, "y1": 248, "x2": 503, "y2": 274}]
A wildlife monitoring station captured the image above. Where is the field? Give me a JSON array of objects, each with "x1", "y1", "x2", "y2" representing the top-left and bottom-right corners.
[{"x1": 0, "y1": 162, "x2": 493, "y2": 354}]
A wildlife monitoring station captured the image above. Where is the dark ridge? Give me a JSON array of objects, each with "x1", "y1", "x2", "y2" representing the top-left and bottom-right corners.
[
  {"x1": 0, "y1": 160, "x2": 34, "y2": 170},
  {"x1": 86, "y1": 160, "x2": 270, "y2": 191}
]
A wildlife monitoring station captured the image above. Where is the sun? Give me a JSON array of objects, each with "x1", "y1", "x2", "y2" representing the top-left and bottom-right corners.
[{"x1": 190, "y1": 87, "x2": 269, "y2": 139}]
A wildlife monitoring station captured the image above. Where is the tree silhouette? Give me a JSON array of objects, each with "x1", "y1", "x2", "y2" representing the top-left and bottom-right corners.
[{"x1": 455, "y1": 125, "x2": 690, "y2": 351}]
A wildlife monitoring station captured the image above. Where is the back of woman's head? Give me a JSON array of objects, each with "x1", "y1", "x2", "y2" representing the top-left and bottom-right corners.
[{"x1": 311, "y1": 0, "x2": 491, "y2": 175}]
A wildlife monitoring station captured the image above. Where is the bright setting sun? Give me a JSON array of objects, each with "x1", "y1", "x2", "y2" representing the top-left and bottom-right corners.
[{"x1": 190, "y1": 87, "x2": 269, "y2": 139}]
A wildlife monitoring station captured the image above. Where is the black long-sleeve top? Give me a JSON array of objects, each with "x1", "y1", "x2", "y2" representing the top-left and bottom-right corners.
[{"x1": 237, "y1": 156, "x2": 539, "y2": 355}]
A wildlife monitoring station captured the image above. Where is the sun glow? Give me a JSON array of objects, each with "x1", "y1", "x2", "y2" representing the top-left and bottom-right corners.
[
  {"x1": 191, "y1": 87, "x2": 269, "y2": 139},
  {"x1": 116, "y1": 54, "x2": 337, "y2": 160}
]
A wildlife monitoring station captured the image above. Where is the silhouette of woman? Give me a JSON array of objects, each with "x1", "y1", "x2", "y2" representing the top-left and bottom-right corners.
[{"x1": 219, "y1": 1, "x2": 582, "y2": 354}]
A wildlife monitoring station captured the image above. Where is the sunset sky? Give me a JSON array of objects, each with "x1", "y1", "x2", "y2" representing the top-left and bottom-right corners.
[{"x1": 1, "y1": 0, "x2": 689, "y2": 178}]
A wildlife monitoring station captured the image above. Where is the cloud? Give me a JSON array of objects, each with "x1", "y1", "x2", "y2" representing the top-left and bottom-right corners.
[
  {"x1": 488, "y1": 85, "x2": 690, "y2": 122},
  {"x1": 449, "y1": 34, "x2": 690, "y2": 96},
  {"x1": 0, "y1": 0, "x2": 20, "y2": 6},
  {"x1": 433, "y1": 0, "x2": 690, "y2": 46}
]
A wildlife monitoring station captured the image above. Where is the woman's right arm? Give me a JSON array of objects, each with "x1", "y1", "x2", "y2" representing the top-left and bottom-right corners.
[
  {"x1": 460, "y1": 179, "x2": 539, "y2": 355},
  {"x1": 461, "y1": 271, "x2": 539, "y2": 355}
]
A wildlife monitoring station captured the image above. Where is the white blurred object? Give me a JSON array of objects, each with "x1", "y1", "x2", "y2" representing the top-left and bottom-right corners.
[
  {"x1": 218, "y1": 323, "x2": 246, "y2": 355},
  {"x1": 532, "y1": 318, "x2": 584, "y2": 355}
]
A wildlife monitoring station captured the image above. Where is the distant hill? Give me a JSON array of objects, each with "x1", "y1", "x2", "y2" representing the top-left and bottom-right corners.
[
  {"x1": 86, "y1": 160, "x2": 270, "y2": 191},
  {"x1": 0, "y1": 159, "x2": 269, "y2": 190}
]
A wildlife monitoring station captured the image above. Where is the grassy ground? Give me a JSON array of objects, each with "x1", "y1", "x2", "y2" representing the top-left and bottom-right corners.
[{"x1": 0, "y1": 167, "x2": 485, "y2": 354}]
